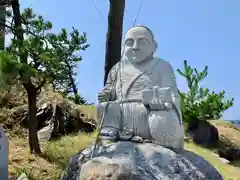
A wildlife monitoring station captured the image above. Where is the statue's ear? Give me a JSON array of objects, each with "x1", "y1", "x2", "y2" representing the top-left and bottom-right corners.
[{"x1": 153, "y1": 40, "x2": 158, "y2": 51}]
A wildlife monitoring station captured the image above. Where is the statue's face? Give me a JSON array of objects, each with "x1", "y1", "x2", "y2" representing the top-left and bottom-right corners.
[{"x1": 124, "y1": 26, "x2": 156, "y2": 64}]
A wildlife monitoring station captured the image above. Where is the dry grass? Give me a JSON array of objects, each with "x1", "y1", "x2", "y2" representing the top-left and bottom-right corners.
[
  {"x1": 0, "y1": 82, "x2": 27, "y2": 109},
  {"x1": 8, "y1": 137, "x2": 61, "y2": 180},
  {"x1": 210, "y1": 120, "x2": 240, "y2": 148},
  {"x1": 8, "y1": 132, "x2": 96, "y2": 180}
]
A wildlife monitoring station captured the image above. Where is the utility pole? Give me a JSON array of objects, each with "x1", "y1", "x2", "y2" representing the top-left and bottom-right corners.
[{"x1": 104, "y1": 0, "x2": 125, "y2": 85}]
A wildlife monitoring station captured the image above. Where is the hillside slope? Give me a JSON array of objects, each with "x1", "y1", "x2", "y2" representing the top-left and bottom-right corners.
[
  {"x1": 8, "y1": 126, "x2": 240, "y2": 180},
  {"x1": 1, "y1": 86, "x2": 239, "y2": 179}
]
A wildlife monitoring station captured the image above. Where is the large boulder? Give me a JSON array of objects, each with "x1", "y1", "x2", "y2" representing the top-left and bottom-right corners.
[
  {"x1": 187, "y1": 119, "x2": 219, "y2": 146},
  {"x1": 61, "y1": 141, "x2": 223, "y2": 180},
  {"x1": 210, "y1": 120, "x2": 240, "y2": 162},
  {"x1": 6, "y1": 99, "x2": 96, "y2": 140}
]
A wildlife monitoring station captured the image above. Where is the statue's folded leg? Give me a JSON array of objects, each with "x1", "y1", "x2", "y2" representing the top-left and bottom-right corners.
[
  {"x1": 97, "y1": 102, "x2": 121, "y2": 141},
  {"x1": 148, "y1": 110, "x2": 184, "y2": 149}
]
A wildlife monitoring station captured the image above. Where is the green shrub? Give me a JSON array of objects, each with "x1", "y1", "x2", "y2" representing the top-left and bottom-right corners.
[{"x1": 177, "y1": 60, "x2": 234, "y2": 123}]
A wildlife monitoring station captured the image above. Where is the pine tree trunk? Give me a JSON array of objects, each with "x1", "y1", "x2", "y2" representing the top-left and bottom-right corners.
[
  {"x1": 27, "y1": 87, "x2": 41, "y2": 154},
  {"x1": 64, "y1": 59, "x2": 80, "y2": 104},
  {"x1": 0, "y1": 5, "x2": 5, "y2": 50},
  {"x1": 11, "y1": 0, "x2": 41, "y2": 154},
  {"x1": 104, "y1": 0, "x2": 125, "y2": 85}
]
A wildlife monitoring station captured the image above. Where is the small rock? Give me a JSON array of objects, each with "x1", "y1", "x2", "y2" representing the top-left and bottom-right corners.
[
  {"x1": 37, "y1": 123, "x2": 54, "y2": 141},
  {"x1": 218, "y1": 157, "x2": 230, "y2": 164},
  {"x1": 40, "y1": 103, "x2": 48, "y2": 110},
  {"x1": 17, "y1": 173, "x2": 28, "y2": 180}
]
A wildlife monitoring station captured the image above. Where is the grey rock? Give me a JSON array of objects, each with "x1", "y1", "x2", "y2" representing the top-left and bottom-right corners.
[
  {"x1": 37, "y1": 123, "x2": 54, "y2": 141},
  {"x1": 17, "y1": 173, "x2": 29, "y2": 180},
  {"x1": 61, "y1": 141, "x2": 223, "y2": 180}
]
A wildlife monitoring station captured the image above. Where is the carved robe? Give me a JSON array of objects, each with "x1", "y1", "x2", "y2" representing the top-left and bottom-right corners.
[{"x1": 97, "y1": 57, "x2": 183, "y2": 147}]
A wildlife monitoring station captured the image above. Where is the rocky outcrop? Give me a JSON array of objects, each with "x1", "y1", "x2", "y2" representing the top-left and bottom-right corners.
[
  {"x1": 210, "y1": 120, "x2": 240, "y2": 162},
  {"x1": 61, "y1": 141, "x2": 223, "y2": 180},
  {"x1": 6, "y1": 99, "x2": 96, "y2": 140}
]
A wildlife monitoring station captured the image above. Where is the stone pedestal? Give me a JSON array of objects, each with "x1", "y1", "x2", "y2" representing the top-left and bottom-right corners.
[
  {"x1": 61, "y1": 141, "x2": 223, "y2": 180},
  {"x1": 0, "y1": 126, "x2": 8, "y2": 180}
]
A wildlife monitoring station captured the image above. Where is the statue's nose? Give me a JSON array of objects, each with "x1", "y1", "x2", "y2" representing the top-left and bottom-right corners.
[{"x1": 132, "y1": 42, "x2": 140, "y2": 51}]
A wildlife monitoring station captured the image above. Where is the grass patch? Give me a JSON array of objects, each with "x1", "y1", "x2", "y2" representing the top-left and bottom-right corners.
[
  {"x1": 9, "y1": 131, "x2": 240, "y2": 180},
  {"x1": 43, "y1": 132, "x2": 96, "y2": 169},
  {"x1": 8, "y1": 115, "x2": 240, "y2": 179},
  {"x1": 185, "y1": 142, "x2": 240, "y2": 180}
]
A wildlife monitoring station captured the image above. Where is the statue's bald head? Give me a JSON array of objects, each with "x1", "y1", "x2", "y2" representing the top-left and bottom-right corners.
[
  {"x1": 123, "y1": 25, "x2": 157, "y2": 64},
  {"x1": 125, "y1": 25, "x2": 155, "y2": 42}
]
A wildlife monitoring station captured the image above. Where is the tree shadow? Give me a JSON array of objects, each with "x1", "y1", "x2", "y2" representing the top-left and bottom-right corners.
[{"x1": 230, "y1": 160, "x2": 240, "y2": 168}]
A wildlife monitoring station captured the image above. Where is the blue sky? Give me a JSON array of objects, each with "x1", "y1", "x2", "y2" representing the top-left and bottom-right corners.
[{"x1": 19, "y1": 0, "x2": 240, "y2": 120}]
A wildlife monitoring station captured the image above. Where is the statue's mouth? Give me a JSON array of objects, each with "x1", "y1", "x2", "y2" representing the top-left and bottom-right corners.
[{"x1": 132, "y1": 52, "x2": 138, "y2": 56}]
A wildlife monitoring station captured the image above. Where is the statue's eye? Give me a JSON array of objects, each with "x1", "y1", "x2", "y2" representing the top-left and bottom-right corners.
[
  {"x1": 125, "y1": 39, "x2": 134, "y2": 47},
  {"x1": 139, "y1": 38, "x2": 149, "y2": 45}
]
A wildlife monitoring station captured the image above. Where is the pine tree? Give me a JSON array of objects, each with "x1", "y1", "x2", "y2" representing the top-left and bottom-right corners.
[{"x1": 0, "y1": 2, "x2": 89, "y2": 153}]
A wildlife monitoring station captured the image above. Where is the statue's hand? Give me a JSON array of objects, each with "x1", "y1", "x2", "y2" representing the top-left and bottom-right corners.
[
  {"x1": 149, "y1": 99, "x2": 164, "y2": 110},
  {"x1": 98, "y1": 92, "x2": 110, "y2": 103},
  {"x1": 149, "y1": 99, "x2": 172, "y2": 111}
]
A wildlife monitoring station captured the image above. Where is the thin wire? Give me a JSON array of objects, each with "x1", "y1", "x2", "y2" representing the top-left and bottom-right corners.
[
  {"x1": 91, "y1": 0, "x2": 144, "y2": 159},
  {"x1": 132, "y1": 0, "x2": 143, "y2": 27},
  {"x1": 91, "y1": 0, "x2": 107, "y2": 22}
]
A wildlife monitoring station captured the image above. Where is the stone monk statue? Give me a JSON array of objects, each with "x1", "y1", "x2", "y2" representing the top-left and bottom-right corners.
[{"x1": 97, "y1": 25, "x2": 184, "y2": 149}]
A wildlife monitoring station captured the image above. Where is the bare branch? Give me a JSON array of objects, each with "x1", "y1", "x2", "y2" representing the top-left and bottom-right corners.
[{"x1": 0, "y1": 19, "x2": 15, "y2": 33}]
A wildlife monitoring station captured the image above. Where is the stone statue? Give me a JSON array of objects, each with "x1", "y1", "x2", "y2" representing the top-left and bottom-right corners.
[
  {"x1": 61, "y1": 25, "x2": 223, "y2": 180},
  {"x1": 0, "y1": 126, "x2": 8, "y2": 180},
  {"x1": 97, "y1": 25, "x2": 184, "y2": 149}
]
